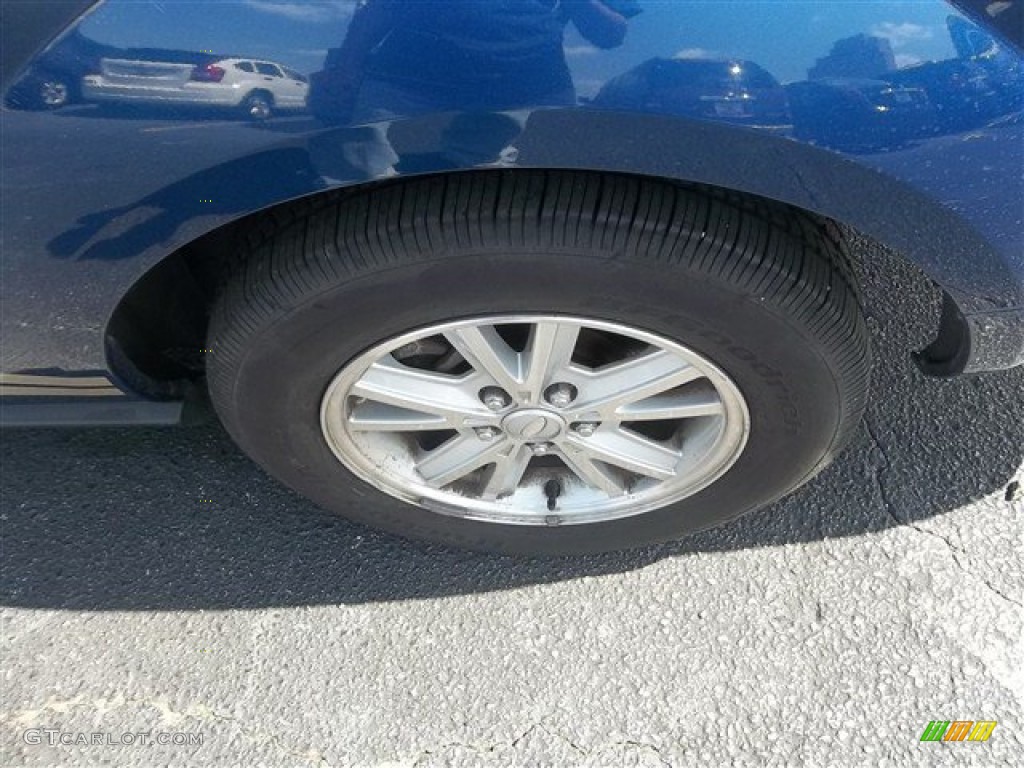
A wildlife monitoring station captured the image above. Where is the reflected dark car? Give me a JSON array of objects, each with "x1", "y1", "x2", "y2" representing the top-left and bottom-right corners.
[
  {"x1": 786, "y1": 78, "x2": 933, "y2": 151},
  {"x1": 889, "y1": 58, "x2": 1003, "y2": 131},
  {"x1": 3, "y1": 28, "x2": 114, "y2": 109},
  {"x1": 591, "y1": 58, "x2": 791, "y2": 131}
]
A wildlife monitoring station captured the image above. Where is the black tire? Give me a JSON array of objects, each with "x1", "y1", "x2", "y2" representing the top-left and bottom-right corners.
[
  {"x1": 5, "y1": 73, "x2": 71, "y2": 110},
  {"x1": 241, "y1": 91, "x2": 272, "y2": 121},
  {"x1": 208, "y1": 171, "x2": 870, "y2": 555},
  {"x1": 37, "y1": 77, "x2": 71, "y2": 109}
]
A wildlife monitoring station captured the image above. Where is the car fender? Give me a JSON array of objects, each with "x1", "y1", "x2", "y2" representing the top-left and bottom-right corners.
[{"x1": 1, "y1": 0, "x2": 1021, "y2": 407}]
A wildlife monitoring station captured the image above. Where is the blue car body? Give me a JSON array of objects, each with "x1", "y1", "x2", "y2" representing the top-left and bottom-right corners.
[{"x1": 1, "y1": 0, "x2": 1021, "y2": 426}]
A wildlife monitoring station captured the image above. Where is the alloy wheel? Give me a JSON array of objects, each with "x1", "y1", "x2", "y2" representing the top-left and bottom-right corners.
[
  {"x1": 40, "y1": 80, "x2": 68, "y2": 108},
  {"x1": 320, "y1": 316, "x2": 749, "y2": 525}
]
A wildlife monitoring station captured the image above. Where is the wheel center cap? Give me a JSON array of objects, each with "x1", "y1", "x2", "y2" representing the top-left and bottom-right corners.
[{"x1": 501, "y1": 409, "x2": 566, "y2": 441}]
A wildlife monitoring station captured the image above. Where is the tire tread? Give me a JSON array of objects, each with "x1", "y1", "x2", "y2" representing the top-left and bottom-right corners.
[{"x1": 210, "y1": 171, "x2": 870, "y2": 501}]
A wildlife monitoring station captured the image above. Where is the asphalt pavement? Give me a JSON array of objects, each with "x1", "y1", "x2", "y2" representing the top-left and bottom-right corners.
[{"x1": 1, "y1": 236, "x2": 1022, "y2": 766}]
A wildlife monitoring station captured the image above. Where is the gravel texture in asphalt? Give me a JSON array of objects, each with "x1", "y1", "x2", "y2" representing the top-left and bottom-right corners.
[{"x1": 1, "y1": 237, "x2": 1022, "y2": 766}]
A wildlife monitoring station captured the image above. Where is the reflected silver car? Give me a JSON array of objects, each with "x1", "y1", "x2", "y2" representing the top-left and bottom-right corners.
[{"x1": 83, "y1": 57, "x2": 308, "y2": 119}]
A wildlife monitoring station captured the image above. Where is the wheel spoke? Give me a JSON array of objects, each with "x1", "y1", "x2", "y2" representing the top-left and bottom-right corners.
[
  {"x1": 571, "y1": 350, "x2": 703, "y2": 417},
  {"x1": 558, "y1": 444, "x2": 629, "y2": 497},
  {"x1": 351, "y1": 357, "x2": 493, "y2": 426},
  {"x1": 416, "y1": 434, "x2": 510, "y2": 487},
  {"x1": 520, "y1": 321, "x2": 581, "y2": 402},
  {"x1": 480, "y1": 444, "x2": 533, "y2": 500},
  {"x1": 347, "y1": 401, "x2": 451, "y2": 432},
  {"x1": 616, "y1": 388, "x2": 724, "y2": 421},
  {"x1": 443, "y1": 326, "x2": 521, "y2": 393},
  {"x1": 565, "y1": 427, "x2": 681, "y2": 480}
]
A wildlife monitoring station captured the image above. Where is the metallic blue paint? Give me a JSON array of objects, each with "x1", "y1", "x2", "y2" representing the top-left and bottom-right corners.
[{"x1": 1, "y1": 1, "x2": 1022, "y2": 422}]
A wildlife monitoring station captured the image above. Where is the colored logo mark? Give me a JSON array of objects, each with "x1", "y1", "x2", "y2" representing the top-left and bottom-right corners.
[{"x1": 920, "y1": 721, "x2": 997, "y2": 742}]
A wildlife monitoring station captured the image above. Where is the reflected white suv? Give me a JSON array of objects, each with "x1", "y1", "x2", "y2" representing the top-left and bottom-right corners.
[{"x1": 83, "y1": 57, "x2": 308, "y2": 119}]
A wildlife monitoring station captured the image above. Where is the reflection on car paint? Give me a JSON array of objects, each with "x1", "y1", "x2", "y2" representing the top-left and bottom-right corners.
[
  {"x1": 591, "y1": 58, "x2": 791, "y2": 132},
  {"x1": 1, "y1": 0, "x2": 1021, "y2": 383},
  {"x1": 10, "y1": 1, "x2": 1018, "y2": 147},
  {"x1": 82, "y1": 56, "x2": 308, "y2": 120}
]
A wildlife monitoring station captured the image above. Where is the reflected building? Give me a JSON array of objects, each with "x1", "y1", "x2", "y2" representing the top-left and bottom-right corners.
[
  {"x1": 807, "y1": 34, "x2": 896, "y2": 80},
  {"x1": 790, "y1": 12, "x2": 1022, "y2": 152}
]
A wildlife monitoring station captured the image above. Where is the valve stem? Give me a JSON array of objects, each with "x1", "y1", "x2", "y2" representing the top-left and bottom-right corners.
[{"x1": 543, "y1": 478, "x2": 562, "y2": 511}]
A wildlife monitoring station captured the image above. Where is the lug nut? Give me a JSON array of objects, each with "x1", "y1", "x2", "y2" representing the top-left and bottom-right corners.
[
  {"x1": 480, "y1": 387, "x2": 511, "y2": 412},
  {"x1": 475, "y1": 427, "x2": 499, "y2": 441},
  {"x1": 544, "y1": 382, "x2": 577, "y2": 409},
  {"x1": 530, "y1": 442, "x2": 552, "y2": 456},
  {"x1": 573, "y1": 422, "x2": 599, "y2": 437}
]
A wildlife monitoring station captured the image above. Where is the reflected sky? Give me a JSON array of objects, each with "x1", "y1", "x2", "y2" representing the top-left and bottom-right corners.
[{"x1": 79, "y1": 0, "x2": 963, "y2": 88}]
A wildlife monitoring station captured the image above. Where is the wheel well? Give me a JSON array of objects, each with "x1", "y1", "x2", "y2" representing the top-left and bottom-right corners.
[
  {"x1": 245, "y1": 89, "x2": 274, "y2": 105},
  {"x1": 104, "y1": 184, "x2": 341, "y2": 398},
  {"x1": 103, "y1": 169, "x2": 936, "y2": 399}
]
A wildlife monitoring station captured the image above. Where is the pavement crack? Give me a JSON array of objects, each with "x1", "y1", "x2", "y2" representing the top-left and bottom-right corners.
[
  {"x1": 864, "y1": 419, "x2": 902, "y2": 526},
  {"x1": 538, "y1": 724, "x2": 588, "y2": 757},
  {"x1": 207, "y1": 710, "x2": 329, "y2": 766},
  {"x1": 597, "y1": 740, "x2": 672, "y2": 767},
  {"x1": 410, "y1": 723, "x2": 558, "y2": 766},
  {"x1": 907, "y1": 525, "x2": 1021, "y2": 609},
  {"x1": 409, "y1": 725, "x2": 682, "y2": 766},
  {"x1": 509, "y1": 722, "x2": 543, "y2": 749},
  {"x1": 498, "y1": 721, "x2": 589, "y2": 756},
  {"x1": 215, "y1": 712, "x2": 330, "y2": 766},
  {"x1": 158, "y1": 703, "x2": 330, "y2": 766},
  {"x1": 865, "y1": 419, "x2": 1022, "y2": 610}
]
